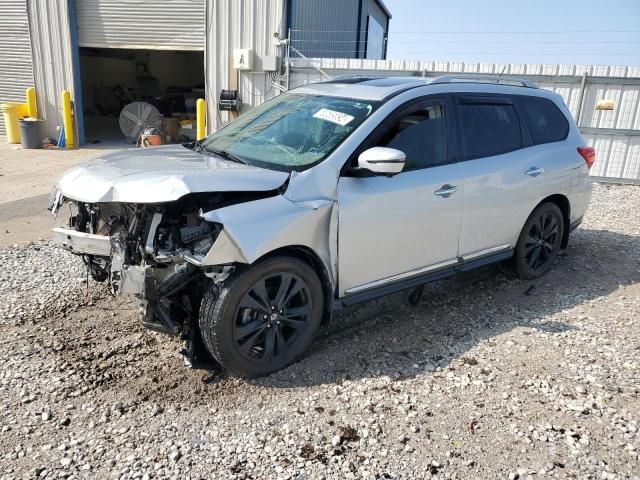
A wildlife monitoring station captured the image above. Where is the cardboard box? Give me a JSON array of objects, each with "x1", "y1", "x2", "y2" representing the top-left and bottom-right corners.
[{"x1": 161, "y1": 117, "x2": 180, "y2": 143}]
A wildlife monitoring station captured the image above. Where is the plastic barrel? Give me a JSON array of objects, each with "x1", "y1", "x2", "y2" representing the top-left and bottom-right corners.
[
  {"x1": 1, "y1": 102, "x2": 28, "y2": 144},
  {"x1": 18, "y1": 118, "x2": 43, "y2": 149}
]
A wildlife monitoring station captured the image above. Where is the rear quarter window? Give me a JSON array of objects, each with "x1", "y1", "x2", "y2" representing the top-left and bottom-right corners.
[{"x1": 519, "y1": 96, "x2": 569, "y2": 145}]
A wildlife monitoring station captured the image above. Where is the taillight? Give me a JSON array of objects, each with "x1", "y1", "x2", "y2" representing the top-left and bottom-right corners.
[{"x1": 578, "y1": 146, "x2": 595, "y2": 169}]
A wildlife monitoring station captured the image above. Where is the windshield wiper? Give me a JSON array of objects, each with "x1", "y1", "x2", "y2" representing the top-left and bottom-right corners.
[
  {"x1": 183, "y1": 139, "x2": 206, "y2": 153},
  {"x1": 203, "y1": 147, "x2": 247, "y2": 165}
]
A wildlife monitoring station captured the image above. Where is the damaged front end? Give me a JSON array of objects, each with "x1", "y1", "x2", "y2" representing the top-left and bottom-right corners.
[{"x1": 49, "y1": 190, "x2": 276, "y2": 365}]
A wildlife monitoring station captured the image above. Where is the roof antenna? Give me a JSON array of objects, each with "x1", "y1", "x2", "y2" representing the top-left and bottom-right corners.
[{"x1": 497, "y1": 65, "x2": 507, "y2": 83}]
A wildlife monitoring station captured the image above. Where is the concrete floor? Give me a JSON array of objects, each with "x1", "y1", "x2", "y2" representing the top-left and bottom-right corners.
[
  {"x1": 84, "y1": 114, "x2": 132, "y2": 148},
  {"x1": 0, "y1": 142, "x2": 124, "y2": 246}
]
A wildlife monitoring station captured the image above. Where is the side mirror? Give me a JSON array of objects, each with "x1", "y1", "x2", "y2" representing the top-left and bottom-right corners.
[{"x1": 357, "y1": 147, "x2": 406, "y2": 175}]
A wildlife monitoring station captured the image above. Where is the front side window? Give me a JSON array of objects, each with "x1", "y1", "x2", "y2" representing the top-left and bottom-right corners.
[
  {"x1": 201, "y1": 94, "x2": 377, "y2": 172},
  {"x1": 459, "y1": 101, "x2": 523, "y2": 159},
  {"x1": 378, "y1": 101, "x2": 447, "y2": 170},
  {"x1": 519, "y1": 96, "x2": 569, "y2": 145}
]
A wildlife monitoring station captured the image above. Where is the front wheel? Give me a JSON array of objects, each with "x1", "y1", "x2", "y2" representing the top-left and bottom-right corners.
[
  {"x1": 199, "y1": 256, "x2": 324, "y2": 378},
  {"x1": 513, "y1": 203, "x2": 564, "y2": 280}
]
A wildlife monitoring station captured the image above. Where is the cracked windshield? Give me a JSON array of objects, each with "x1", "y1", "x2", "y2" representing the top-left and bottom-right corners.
[{"x1": 201, "y1": 94, "x2": 377, "y2": 171}]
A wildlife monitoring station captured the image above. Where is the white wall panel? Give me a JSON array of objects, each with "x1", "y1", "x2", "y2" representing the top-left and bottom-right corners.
[
  {"x1": 27, "y1": 0, "x2": 77, "y2": 140},
  {"x1": 76, "y1": 0, "x2": 205, "y2": 50},
  {"x1": 618, "y1": 89, "x2": 639, "y2": 130},
  {"x1": 622, "y1": 138, "x2": 640, "y2": 179},
  {"x1": 205, "y1": 0, "x2": 284, "y2": 131},
  {"x1": 0, "y1": 0, "x2": 34, "y2": 138}
]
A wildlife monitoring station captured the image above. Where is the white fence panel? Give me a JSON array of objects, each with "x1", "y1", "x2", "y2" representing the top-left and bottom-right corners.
[{"x1": 281, "y1": 58, "x2": 640, "y2": 182}]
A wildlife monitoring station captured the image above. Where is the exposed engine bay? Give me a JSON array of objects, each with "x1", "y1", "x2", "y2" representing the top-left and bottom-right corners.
[{"x1": 49, "y1": 190, "x2": 279, "y2": 366}]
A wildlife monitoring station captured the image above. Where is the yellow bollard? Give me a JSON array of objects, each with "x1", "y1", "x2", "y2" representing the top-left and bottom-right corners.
[
  {"x1": 196, "y1": 98, "x2": 206, "y2": 140},
  {"x1": 26, "y1": 87, "x2": 38, "y2": 118},
  {"x1": 61, "y1": 90, "x2": 75, "y2": 149}
]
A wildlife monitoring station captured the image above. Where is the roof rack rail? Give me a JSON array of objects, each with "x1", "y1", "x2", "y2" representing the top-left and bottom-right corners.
[{"x1": 428, "y1": 75, "x2": 538, "y2": 89}]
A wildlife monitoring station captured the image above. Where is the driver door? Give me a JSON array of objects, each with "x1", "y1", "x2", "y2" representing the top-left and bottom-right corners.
[{"x1": 337, "y1": 96, "x2": 464, "y2": 296}]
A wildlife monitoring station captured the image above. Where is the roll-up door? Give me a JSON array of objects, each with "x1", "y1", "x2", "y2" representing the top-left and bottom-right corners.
[
  {"x1": 0, "y1": 0, "x2": 34, "y2": 138},
  {"x1": 75, "y1": 0, "x2": 205, "y2": 51}
]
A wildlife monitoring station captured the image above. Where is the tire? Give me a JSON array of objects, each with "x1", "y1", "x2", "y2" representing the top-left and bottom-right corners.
[
  {"x1": 513, "y1": 202, "x2": 564, "y2": 280},
  {"x1": 199, "y1": 256, "x2": 324, "y2": 378}
]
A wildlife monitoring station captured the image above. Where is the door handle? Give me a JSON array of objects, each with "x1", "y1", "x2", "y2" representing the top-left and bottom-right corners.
[
  {"x1": 525, "y1": 166, "x2": 545, "y2": 177},
  {"x1": 434, "y1": 184, "x2": 459, "y2": 198}
]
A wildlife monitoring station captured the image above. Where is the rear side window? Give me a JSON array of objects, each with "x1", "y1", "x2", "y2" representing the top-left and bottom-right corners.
[
  {"x1": 458, "y1": 101, "x2": 523, "y2": 159},
  {"x1": 519, "y1": 96, "x2": 569, "y2": 144}
]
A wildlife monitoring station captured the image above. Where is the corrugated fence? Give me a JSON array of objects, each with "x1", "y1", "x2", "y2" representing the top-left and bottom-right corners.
[{"x1": 282, "y1": 58, "x2": 640, "y2": 183}]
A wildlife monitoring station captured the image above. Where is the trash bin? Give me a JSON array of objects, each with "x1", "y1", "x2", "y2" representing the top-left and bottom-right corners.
[
  {"x1": 19, "y1": 118, "x2": 43, "y2": 149},
  {"x1": 1, "y1": 102, "x2": 28, "y2": 144}
]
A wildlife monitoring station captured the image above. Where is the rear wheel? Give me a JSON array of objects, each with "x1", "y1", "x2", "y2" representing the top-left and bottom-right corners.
[
  {"x1": 513, "y1": 203, "x2": 564, "y2": 280},
  {"x1": 199, "y1": 256, "x2": 324, "y2": 377}
]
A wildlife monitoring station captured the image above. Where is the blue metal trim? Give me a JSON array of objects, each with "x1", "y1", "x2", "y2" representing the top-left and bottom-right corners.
[
  {"x1": 285, "y1": 0, "x2": 293, "y2": 32},
  {"x1": 355, "y1": 0, "x2": 363, "y2": 58},
  {"x1": 67, "y1": 0, "x2": 85, "y2": 145},
  {"x1": 383, "y1": 14, "x2": 389, "y2": 59}
]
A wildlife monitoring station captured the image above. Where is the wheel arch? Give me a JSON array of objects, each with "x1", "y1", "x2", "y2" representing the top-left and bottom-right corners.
[
  {"x1": 253, "y1": 245, "x2": 335, "y2": 326},
  {"x1": 535, "y1": 194, "x2": 571, "y2": 248}
]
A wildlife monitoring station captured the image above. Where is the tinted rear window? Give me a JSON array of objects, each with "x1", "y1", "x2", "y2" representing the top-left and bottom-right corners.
[
  {"x1": 519, "y1": 96, "x2": 569, "y2": 144},
  {"x1": 459, "y1": 102, "x2": 523, "y2": 158}
]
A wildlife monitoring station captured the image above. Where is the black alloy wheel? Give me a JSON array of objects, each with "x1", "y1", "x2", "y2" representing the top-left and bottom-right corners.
[
  {"x1": 514, "y1": 202, "x2": 564, "y2": 280},
  {"x1": 524, "y1": 210, "x2": 561, "y2": 272},
  {"x1": 233, "y1": 272, "x2": 312, "y2": 362},
  {"x1": 199, "y1": 256, "x2": 324, "y2": 377}
]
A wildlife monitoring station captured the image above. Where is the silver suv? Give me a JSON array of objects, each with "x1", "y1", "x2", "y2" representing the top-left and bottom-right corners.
[{"x1": 50, "y1": 76, "x2": 594, "y2": 377}]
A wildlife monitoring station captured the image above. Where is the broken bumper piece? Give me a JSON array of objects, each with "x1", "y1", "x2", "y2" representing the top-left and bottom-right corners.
[{"x1": 52, "y1": 227, "x2": 112, "y2": 256}]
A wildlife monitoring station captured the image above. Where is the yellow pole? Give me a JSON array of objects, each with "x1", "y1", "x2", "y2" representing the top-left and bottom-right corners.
[
  {"x1": 196, "y1": 98, "x2": 206, "y2": 140},
  {"x1": 61, "y1": 90, "x2": 75, "y2": 149},
  {"x1": 26, "y1": 87, "x2": 38, "y2": 118}
]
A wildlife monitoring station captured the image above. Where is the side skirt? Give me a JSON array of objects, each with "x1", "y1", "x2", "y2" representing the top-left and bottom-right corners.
[{"x1": 334, "y1": 250, "x2": 513, "y2": 309}]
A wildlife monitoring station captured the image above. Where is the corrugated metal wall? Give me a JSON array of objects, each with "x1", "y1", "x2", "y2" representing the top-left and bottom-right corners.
[
  {"x1": 205, "y1": 0, "x2": 284, "y2": 131},
  {"x1": 360, "y1": 0, "x2": 389, "y2": 59},
  {"x1": 75, "y1": 0, "x2": 205, "y2": 50},
  {"x1": 27, "y1": 0, "x2": 77, "y2": 140},
  {"x1": 285, "y1": 58, "x2": 640, "y2": 182},
  {"x1": 0, "y1": 0, "x2": 34, "y2": 139},
  {"x1": 288, "y1": 0, "x2": 360, "y2": 59}
]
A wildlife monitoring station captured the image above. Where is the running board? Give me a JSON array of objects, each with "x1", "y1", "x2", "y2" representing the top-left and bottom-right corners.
[{"x1": 335, "y1": 250, "x2": 513, "y2": 309}]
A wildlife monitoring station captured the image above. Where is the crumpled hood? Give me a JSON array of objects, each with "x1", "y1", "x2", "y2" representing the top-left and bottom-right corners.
[{"x1": 57, "y1": 144, "x2": 289, "y2": 203}]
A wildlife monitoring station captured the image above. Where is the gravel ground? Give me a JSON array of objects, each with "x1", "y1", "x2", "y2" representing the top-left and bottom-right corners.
[{"x1": 0, "y1": 183, "x2": 639, "y2": 480}]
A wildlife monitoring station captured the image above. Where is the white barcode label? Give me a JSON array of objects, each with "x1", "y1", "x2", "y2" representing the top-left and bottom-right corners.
[{"x1": 313, "y1": 108, "x2": 354, "y2": 126}]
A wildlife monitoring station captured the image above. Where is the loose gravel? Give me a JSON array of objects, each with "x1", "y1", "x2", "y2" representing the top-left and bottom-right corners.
[{"x1": 0, "y1": 183, "x2": 638, "y2": 479}]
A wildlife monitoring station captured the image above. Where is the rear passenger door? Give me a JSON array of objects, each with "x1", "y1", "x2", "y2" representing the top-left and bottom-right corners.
[{"x1": 455, "y1": 94, "x2": 545, "y2": 259}]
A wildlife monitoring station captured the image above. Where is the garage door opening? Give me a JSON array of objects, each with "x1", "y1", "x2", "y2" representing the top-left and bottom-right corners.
[{"x1": 79, "y1": 47, "x2": 205, "y2": 147}]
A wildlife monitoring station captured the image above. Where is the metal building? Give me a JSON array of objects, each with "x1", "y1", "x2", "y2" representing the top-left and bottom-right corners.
[
  {"x1": 2, "y1": 1, "x2": 638, "y2": 184},
  {"x1": 0, "y1": 0, "x2": 392, "y2": 143},
  {"x1": 287, "y1": 0, "x2": 391, "y2": 59},
  {"x1": 0, "y1": 0, "x2": 34, "y2": 138},
  {"x1": 0, "y1": 0, "x2": 297, "y2": 142}
]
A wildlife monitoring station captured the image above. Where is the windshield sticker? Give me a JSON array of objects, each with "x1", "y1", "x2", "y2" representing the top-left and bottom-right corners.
[{"x1": 313, "y1": 108, "x2": 355, "y2": 126}]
